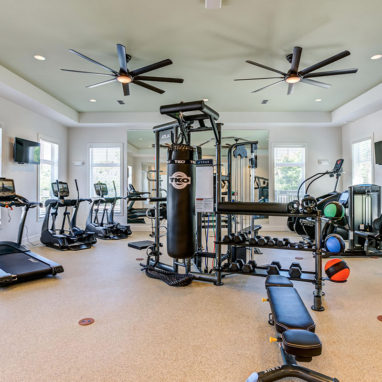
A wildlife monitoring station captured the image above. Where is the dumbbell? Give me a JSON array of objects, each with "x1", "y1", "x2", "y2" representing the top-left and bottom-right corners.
[
  {"x1": 283, "y1": 238, "x2": 291, "y2": 247},
  {"x1": 289, "y1": 262, "x2": 302, "y2": 278},
  {"x1": 257, "y1": 236, "x2": 267, "y2": 246},
  {"x1": 234, "y1": 233, "x2": 248, "y2": 244},
  {"x1": 229, "y1": 259, "x2": 245, "y2": 272},
  {"x1": 273, "y1": 237, "x2": 284, "y2": 247},
  {"x1": 221, "y1": 262, "x2": 230, "y2": 271},
  {"x1": 222, "y1": 234, "x2": 235, "y2": 244},
  {"x1": 242, "y1": 260, "x2": 257, "y2": 273},
  {"x1": 267, "y1": 261, "x2": 282, "y2": 275},
  {"x1": 264, "y1": 236, "x2": 275, "y2": 246},
  {"x1": 248, "y1": 237, "x2": 258, "y2": 246}
]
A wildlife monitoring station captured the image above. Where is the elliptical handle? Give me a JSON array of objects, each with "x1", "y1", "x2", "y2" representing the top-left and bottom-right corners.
[{"x1": 75, "y1": 179, "x2": 80, "y2": 200}]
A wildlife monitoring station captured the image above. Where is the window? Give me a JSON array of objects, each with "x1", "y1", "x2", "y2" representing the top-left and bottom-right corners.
[
  {"x1": 89, "y1": 144, "x2": 123, "y2": 213},
  {"x1": 39, "y1": 139, "x2": 59, "y2": 216},
  {"x1": 127, "y1": 165, "x2": 132, "y2": 187},
  {"x1": 274, "y1": 146, "x2": 305, "y2": 203},
  {"x1": 352, "y1": 139, "x2": 372, "y2": 184}
]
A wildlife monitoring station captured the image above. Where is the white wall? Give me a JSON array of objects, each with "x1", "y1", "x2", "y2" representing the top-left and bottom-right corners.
[
  {"x1": 0, "y1": 96, "x2": 68, "y2": 242},
  {"x1": 67, "y1": 123, "x2": 342, "y2": 231},
  {"x1": 267, "y1": 124, "x2": 342, "y2": 229},
  {"x1": 341, "y1": 108, "x2": 382, "y2": 188}
]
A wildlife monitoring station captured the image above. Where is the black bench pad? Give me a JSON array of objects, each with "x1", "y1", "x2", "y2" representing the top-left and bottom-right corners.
[
  {"x1": 282, "y1": 329, "x2": 322, "y2": 358},
  {"x1": 267, "y1": 287, "x2": 315, "y2": 333},
  {"x1": 265, "y1": 275, "x2": 293, "y2": 288}
]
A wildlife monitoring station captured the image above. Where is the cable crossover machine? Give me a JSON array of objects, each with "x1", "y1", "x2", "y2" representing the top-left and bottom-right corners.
[{"x1": 142, "y1": 100, "x2": 328, "y2": 311}]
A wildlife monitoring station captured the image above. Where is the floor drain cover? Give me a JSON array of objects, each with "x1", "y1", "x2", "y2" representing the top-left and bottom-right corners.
[
  {"x1": 378, "y1": 316, "x2": 382, "y2": 322},
  {"x1": 136, "y1": 258, "x2": 144, "y2": 261},
  {"x1": 295, "y1": 257, "x2": 304, "y2": 260},
  {"x1": 79, "y1": 318, "x2": 95, "y2": 326}
]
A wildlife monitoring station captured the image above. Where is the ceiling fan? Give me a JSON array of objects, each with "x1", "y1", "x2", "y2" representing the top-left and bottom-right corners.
[
  {"x1": 61, "y1": 44, "x2": 184, "y2": 96},
  {"x1": 234, "y1": 47, "x2": 358, "y2": 95}
]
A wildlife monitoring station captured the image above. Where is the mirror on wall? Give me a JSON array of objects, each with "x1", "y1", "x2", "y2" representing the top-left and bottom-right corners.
[{"x1": 127, "y1": 129, "x2": 269, "y2": 227}]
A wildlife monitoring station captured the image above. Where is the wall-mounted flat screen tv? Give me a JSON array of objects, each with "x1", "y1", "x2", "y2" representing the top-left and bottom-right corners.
[
  {"x1": 13, "y1": 137, "x2": 41, "y2": 164},
  {"x1": 375, "y1": 141, "x2": 382, "y2": 165}
]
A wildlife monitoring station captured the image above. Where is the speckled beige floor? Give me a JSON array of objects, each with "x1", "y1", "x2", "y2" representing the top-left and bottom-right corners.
[{"x1": 1, "y1": 232, "x2": 381, "y2": 382}]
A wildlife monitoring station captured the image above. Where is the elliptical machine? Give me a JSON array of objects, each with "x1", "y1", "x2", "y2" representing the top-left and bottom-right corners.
[
  {"x1": 40, "y1": 180, "x2": 97, "y2": 250},
  {"x1": 287, "y1": 159, "x2": 349, "y2": 241},
  {"x1": 86, "y1": 181, "x2": 131, "y2": 240}
]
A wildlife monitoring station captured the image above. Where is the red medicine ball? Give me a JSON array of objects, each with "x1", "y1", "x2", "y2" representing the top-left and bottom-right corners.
[{"x1": 325, "y1": 259, "x2": 350, "y2": 282}]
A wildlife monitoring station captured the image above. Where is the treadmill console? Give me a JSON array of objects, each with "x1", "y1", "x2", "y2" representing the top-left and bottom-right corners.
[
  {"x1": 332, "y1": 158, "x2": 344, "y2": 174},
  {"x1": 94, "y1": 182, "x2": 108, "y2": 197},
  {"x1": 52, "y1": 181, "x2": 70, "y2": 198},
  {"x1": 0, "y1": 178, "x2": 16, "y2": 199}
]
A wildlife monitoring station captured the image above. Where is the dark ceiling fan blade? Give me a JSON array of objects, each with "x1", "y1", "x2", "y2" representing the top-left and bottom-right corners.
[
  {"x1": 234, "y1": 76, "x2": 283, "y2": 81},
  {"x1": 290, "y1": 46, "x2": 302, "y2": 73},
  {"x1": 287, "y1": 83, "x2": 294, "y2": 95},
  {"x1": 60, "y1": 69, "x2": 116, "y2": 76},
  {"x1": 122, "y1": 83, "x2": 130, "y2": 96},
  {"x1": 130, "y1": 59, "x2": 173, "y2": 77},
  {"x1": 134, "y1": 76, "x2": 184, "y2": 83},
  {"x1": 300, "y1": 78, "x2": 331, "y2": 88},
  {"x1": 246, "y1": 60, "x2": 286, "y2": 76},
  {"x1": 133, "y1": 80, "x2": 165, "y2": 94},
  {"x1": 69, "y1": 49, "x2": 118, "y2": 75},
  {"x1": 251, "y1": 80, "x2": 284, "y2": 93},
  {"x1": 86, "y1": 78, "x2": 118, "y2": 88},
  {"x1": 298, "y1": 50, "x2": 350, "y2": 76},
  {"x1": 116, "y1": 44, "x2": 128, "y2": 73},
  {"x1": 304, "y1": 68, "x2": 358, "y2": 78}
]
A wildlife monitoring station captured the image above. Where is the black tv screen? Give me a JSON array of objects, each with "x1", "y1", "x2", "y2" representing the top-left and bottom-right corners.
[
  {"x1": 13, "y1": 137, "x2": 40, "y2": 164},
  {"x1": 375, "y1": 141, "x2": 382, "y2": 165}
]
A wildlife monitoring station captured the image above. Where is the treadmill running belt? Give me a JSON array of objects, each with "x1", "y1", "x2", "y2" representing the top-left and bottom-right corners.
[{"x1": 0, "y1": 252, "x2": 51, "y2": 276}]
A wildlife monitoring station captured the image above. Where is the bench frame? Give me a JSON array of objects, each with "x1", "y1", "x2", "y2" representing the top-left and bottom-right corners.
[{"x1": 248, "y1": 277, "x2": 339, "y2": 382}]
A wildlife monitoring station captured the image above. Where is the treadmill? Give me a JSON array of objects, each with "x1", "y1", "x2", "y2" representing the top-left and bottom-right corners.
[{"x1": 0, "y1": 178, "x2": 64, "y2": 286}]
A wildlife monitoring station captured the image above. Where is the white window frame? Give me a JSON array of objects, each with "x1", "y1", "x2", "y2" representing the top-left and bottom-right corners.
[
  {"x1": 272, "y1": 144, "x2": 306, "y2": 202},
  {"x1": 88, "y1": 143, "x2": 124, "y2": 215},
  {"x1": 351, "y1": 137, "x2": 374, "y2": 185},
  {"x1": 38, "y1": 136, "x2": 59, "y2": 219}
]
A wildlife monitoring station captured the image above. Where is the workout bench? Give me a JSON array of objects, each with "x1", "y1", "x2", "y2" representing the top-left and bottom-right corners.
[{"x1": 247, "y1": 275, "x2": 339, "y2": 382}]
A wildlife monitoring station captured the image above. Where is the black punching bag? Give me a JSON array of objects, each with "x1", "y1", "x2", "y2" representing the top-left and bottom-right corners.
[{"x1": 167, "y1": 144, "x2": 195, "y2": 259}]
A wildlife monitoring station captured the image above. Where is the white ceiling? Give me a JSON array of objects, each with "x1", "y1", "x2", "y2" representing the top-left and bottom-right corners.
[{"x1": 0, "y1": 0, "x2": 381, "y2": 113}]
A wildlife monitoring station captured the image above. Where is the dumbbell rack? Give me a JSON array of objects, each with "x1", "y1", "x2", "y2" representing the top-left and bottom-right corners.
[
  {"x1": 215, "y1": 241, "x2": 315, "y2": 252},
  {"x1": 220, "y1": 262, "x2": 316, "y2": 283},
  {"x1": 215, "y1": 207, "x2": 325, "y2": 311}
]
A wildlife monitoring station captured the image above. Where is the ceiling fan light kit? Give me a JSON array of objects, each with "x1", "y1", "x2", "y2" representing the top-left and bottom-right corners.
[
  {"x1": 61, "y1": 43, "x2": 184, "y2": 97},
  {"x1": 235, "y1": 46, "x2": 358, "y2": 95}
]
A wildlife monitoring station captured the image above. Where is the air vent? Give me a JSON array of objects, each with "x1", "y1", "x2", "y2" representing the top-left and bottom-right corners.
[
  {"x1": 117, "y1": 100, "x2": 125, "y2": 105},
  {"x1": 261, "y1": 99, "x2": 269, "y2": 104}
]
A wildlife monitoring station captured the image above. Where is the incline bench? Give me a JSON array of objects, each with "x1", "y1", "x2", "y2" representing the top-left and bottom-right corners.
[{"x1": 247, "y1": 275, "x2": 339, "y2": 382}]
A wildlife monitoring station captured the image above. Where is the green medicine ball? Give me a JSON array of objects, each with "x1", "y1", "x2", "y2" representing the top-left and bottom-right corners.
[{"x1": 324, "y1": 202, "x2": 345, "y2": 219}]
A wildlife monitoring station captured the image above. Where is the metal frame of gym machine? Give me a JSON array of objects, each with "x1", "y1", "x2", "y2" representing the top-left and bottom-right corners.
[
  {"x1": 147, "y1": 100, "x2": 325, "y2": 311},
  {"x1": 148, "y1": 100, "x2": 224, "y2": 285}
]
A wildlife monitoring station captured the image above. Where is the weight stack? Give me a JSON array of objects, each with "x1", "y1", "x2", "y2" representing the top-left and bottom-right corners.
[{"x1": 167, "y1": 144, "x2": 196, "y2": 259}]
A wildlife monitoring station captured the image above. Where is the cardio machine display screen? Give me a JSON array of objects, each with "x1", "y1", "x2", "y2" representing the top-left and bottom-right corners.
[
  {"x1": 94, "y1": 183, "x2": 108, "y2": 196},
  {"x1": 52, "y1": 182, "x2": 70, "y2": 198},
  {"x1": 0, "y1": 179, "x2": 16, "y2": 197},
  {"x1": 332, "y1": 159, "x2": 344, "y2": 173}
]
